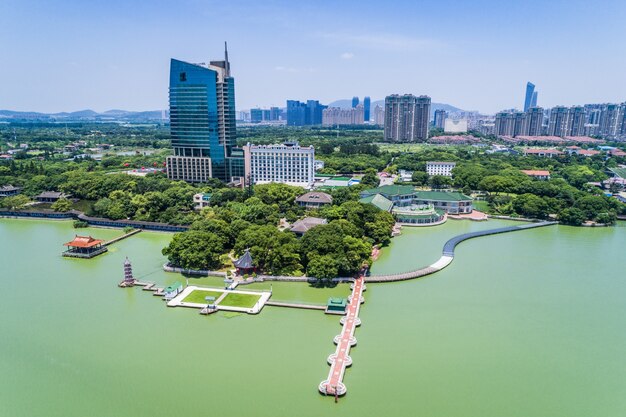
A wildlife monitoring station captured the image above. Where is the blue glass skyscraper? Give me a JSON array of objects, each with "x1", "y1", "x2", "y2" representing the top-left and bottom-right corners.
[
  {"x1": 352, "y1": 96, "x2": 359, "y2": 108},
  {"x1": 363, "y1": 96, "x2": 371, "y2": 122},
  {"x1": 166, "y1": 44, "x2": 244, "y2": 183},
  {"x1": 524, "y1": 82, "x2": 536, "y2": 112}
]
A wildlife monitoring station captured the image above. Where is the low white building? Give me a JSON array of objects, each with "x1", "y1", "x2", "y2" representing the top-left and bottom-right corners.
[
  {"x1": 426, "y1": 161, "x2": 456, "y2": 177},
  {"x1": 193, "y1": 193, "x2": 212, "y2": 210},
  {"x1": 243, "y1": 142, "x2": 315, "y2": 188},
  {"x1": 444, "y1": 119, "x2": 468, "y2": 133}
]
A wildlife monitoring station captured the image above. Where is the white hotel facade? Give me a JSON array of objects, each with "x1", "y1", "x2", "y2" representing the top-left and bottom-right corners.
[
  {"x1": 243, "y1": 142, "x2": 315, "y2": 188},
  {"x1": 426, "y1": 161, "x2": 456, "y2": 177}
]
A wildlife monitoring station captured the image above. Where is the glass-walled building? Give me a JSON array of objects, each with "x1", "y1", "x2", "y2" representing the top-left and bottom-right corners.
[{"x1": 166, "y1": 45, "x2": 244, "y2": 183}]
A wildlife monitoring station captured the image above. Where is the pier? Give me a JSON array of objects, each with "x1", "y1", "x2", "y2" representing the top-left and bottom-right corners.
[
  {"x1": 367, "y1": 221, "x2": 557, "y2": 282},
  {"x1": 319, "y1": 276, "x2": 365, "y2": 398},
  {"x1": 103, "y1": 229, "x2": 142, "y2": 246}
]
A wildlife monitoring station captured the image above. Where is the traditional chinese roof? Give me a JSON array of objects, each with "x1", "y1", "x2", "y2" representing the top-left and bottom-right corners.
[
  {"x1": 63, "y1": 235, "x2": 104, "y2": 248},
  {"x1": 233, "y1": 249, "x2": 254, "y2": 269},
  {"x1": 0, "y1": 185, "x2": 21, "y2": 192},
  {"x1": 290, "y1": 217, "x2": 327, "y2": 234},
  {"x1": 361, "y1": 185, "x2": 416, "y2": 199},
  {"x1": 36, "y1": 191, "x2": 69, "y2": 199},
  {"x1": 296, "y1": 191, "x2": 333, "y2": 204}
]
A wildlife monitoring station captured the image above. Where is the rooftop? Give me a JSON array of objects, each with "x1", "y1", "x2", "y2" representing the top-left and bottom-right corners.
[
  {"x1": 362, "y1": 184, "x2": 416, "y2": 198},
  {"x1": 521, "y1": 170, "x2": 550, "y2": 176},
  {"x1": 233, "y1": 249, "x2": 254, "y2": 269},
  {"x1": 290, "y1": 217, "x2": 327, "y2": 234},
  {"x1": 63, "y1": 235, "x2": 104, "y2": 248},
  {"x1": 296, "y1": 191, "x2": 333, "y2": 204},
  {"x1": 426, "y1": 161, "x2": 456, "y2": 165},
  {"x1": 415, "y1": 191, "x2": 472, "y2": 202},
  {"x1": 359, "y1": 194, "x2": 393, "y2": 212}
]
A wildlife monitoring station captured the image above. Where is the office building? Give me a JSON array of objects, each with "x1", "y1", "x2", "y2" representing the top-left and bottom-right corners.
[
  {"x1": 352, "y1": 96, "x2": 359, "y2": 108},
  {"x1": 363, "y1": 96, "x2": 371, "y2": 122},
  {"x1": 434, "y1": 109, "x2": 447, "y2": 129},
  {"x1": 166, "y1": 44, "x2": 245, "y2": 183},
  {"x1": 322, "y1": 106, "x2": 364, "y2": 125},
  {"x1": 524, "y1": 82, "x2": 536, "y2": 112},
  {"x1": 243, "y1": 142, "x2": 315, "y2": 188},
  {"x1": 384, "y1": 94, "x2": 431, "y2": 142},
  {"x1": 286, "y1": 100, "x2": 326, "y2": 126}
]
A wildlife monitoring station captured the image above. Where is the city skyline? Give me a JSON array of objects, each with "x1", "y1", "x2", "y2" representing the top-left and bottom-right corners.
[{"x1": 2, "y1": 0, "x2": 626, "y2": 114}]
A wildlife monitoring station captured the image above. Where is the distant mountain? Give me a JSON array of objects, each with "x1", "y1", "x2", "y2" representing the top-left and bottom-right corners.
[
  {"x1": 0, "y1": 109, "x2": 167, "y2": 122},
  {"x1": 327, "y1": 99, "x2": 465, "y2": 116}
]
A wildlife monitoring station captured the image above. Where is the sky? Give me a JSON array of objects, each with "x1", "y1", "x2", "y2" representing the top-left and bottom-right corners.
[{"x1": 1, "y1": 0, "x2": 625, "y2": 114}]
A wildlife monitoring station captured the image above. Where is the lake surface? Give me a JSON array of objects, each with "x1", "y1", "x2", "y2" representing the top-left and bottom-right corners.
[{"x1": 1, "y1": 218, "x2": 625, "y2": 417}]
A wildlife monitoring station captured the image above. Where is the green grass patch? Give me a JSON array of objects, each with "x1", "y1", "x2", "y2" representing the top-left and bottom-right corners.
[
  {"x1": 182, "y1": 289, "x2": 223, "y2": 304},
  {"x1": 473, "y1": 200, "x2": 490, "y2": 212},
  {"x1": 219, "y1": 293, "x2": 261, "y2": 308}
]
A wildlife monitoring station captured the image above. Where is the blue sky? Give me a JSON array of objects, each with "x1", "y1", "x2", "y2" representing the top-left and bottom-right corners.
[{"x1": 1, "y1": 0, "x2": 625, "y2": 114}]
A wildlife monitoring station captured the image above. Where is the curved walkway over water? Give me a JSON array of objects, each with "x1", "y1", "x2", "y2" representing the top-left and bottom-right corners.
[{"x1": 367, "y1": 221, "x2": 557, "y2": 283}]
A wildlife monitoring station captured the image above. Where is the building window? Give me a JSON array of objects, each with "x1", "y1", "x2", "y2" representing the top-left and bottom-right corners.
[{"x1": 180, "y1": 72, "x2": 187, "y2": 82}]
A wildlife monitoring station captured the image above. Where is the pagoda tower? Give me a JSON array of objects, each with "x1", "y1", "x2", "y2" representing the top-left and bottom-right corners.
[{"x1": 119, "y1": 257, "x2": 136, "y2": 287}]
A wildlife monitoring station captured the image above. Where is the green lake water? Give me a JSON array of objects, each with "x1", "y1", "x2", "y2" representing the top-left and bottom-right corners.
[{"x1": 1, "y1": 218, "x2": 625, "y2": 416}]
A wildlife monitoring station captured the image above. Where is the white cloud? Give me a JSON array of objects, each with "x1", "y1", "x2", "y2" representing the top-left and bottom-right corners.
[
  {"x1": 340, "y1": 52, "x2": 355, "y2": 60},
  {"x1": 319, "y1": 32, "x2": 440, "y2": 51}
]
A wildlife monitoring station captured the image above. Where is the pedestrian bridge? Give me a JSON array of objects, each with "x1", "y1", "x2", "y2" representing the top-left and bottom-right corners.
[{"x1": 367, "y1": 221, "x2": 557, "y2": 283}]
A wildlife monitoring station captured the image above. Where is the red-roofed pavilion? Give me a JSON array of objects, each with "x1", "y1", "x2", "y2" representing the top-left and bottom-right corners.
[{"x1": 63, "y1": 235, "x2": 107, "y2": 258}]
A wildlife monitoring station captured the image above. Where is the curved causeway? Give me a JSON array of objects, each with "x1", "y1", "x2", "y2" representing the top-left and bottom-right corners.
[{"x1": 367, "y1": 221, "x2": 557, "y2": 283}]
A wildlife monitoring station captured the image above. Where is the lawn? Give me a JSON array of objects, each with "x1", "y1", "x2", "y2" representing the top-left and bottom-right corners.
[
  {"x1": 219, "y1": 292, "x2": 261, "y2": 309},
  {"x1": 472, "y1": 200, "x2": 490, "y2": 212},
  {"x1": 182, "y1": 289, "x2": 224, "y2": 304}
]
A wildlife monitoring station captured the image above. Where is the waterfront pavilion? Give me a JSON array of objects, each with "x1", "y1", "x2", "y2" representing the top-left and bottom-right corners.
[
  {"x1": 233, "y1": 248, "x2": 255, "y2": 275},
  {"x1": 63, "y1": 235, "x2": 107, "y2": 258}
]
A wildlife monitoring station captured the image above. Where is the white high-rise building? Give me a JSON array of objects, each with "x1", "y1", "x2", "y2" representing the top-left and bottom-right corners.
[
  {"x1": 373, "y1": 105, "x2": 385, "y2": 126},
  {"x1": 243, "y1": 142, "x2": 315, "y2": 188}
]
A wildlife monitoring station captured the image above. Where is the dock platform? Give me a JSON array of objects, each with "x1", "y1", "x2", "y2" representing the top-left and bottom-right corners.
[{"x1": 319, "y1": 276, "x2": 365, "y2": 398}]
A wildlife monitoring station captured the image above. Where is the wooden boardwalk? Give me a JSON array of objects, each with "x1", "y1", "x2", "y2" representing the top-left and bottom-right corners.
[
  {"x1": 103, "y1": 229, "x2": 142, "y2": 246},
  {"x1": 319, "y1": 277, "x2": 365, "y2": 398}
]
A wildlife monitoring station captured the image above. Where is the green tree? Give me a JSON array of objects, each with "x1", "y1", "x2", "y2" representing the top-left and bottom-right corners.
[
  {"x1": 558, "y1": 207, "x2": 586, "y2": 226},
  {"x1": 411, "y1": 171, "x2": 429, "y2": 185},
  {"x1": 429, "y1": 175, "x2": 452, "y2": 189},
  {"x1": 360, "y1": 168, "x2": 379, "y2": 188},
  {"x1": 0, "y1": 194, "x2": 30, "y2": 210},
  {"x1": 51, "y1": 198, "x2": 72, "y2": 212},
  {"x1": 307, "y1": 255, "x2": 339, "y2": 280},
  {"x1": 162, "y1": 231, "x2": 224, "y2": 270}
]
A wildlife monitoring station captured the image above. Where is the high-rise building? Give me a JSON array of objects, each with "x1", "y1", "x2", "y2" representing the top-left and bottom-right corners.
[
  {"x1": 522, "y1": 107, "x2": 544, "y2": 136},
  {"x1": 598, "y1": 103, "x2": 625, "y2": 138},
  {"x1": 531, "y1": 91, "x2": 538, "y2": 108},
  {"x1": 547, "y1": 106, "x2": 569, "y2": 137},
  {"x1": 363, "y1": 96, "x2": 371, "y2": 122},
  {"x1": 305, "y1": 100, "x2": 325, "y2": 125},
  {"x1": 243, "y1": 142, "x2": 315, "y2": 188},
  {"x1": 568, "y1": 106, "x2": 586, "y2": 137},
  {"x1": 166, "y1": 44, "x2": 244, "y2": 183},
  {"x1": 286, "y1": 100, "x2": 326, "y2": 126},
  {"x1": 433, "y1": 109, "x2": 447, "y2": 129},
  {"x1": 250, "y1": 108, "x2": 263, "y2": 123},
  {"x1": 269, "y1": 107, "x2": 281, "y2": 121},
  {"x1": 373, "y1": 105, "x2": 385, "y2": 126},
  {"x1": 322, "y1": 106, "x2": 364, "y2": 125},
  {"x1": 352, "y1": 96, "x2": 359, "y2": 108},
  {"x1": 286, "y1": 100, "x2": 306, "y2": 126},
  {"x1": 384, "y1": 94, "x2": 431, "y2": 142},
  {"x1": 524, "y1": 82, "x2": 536, "y2": 112}
]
